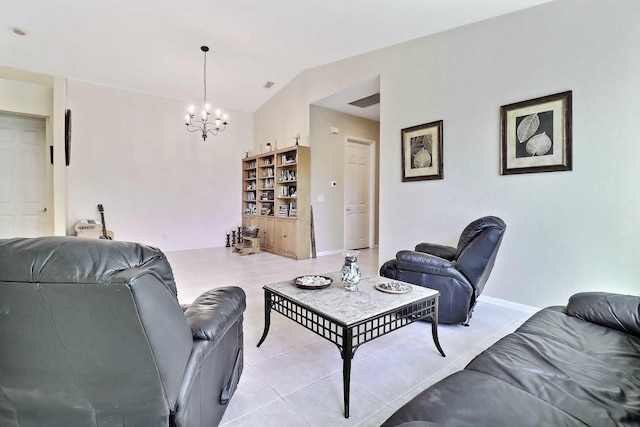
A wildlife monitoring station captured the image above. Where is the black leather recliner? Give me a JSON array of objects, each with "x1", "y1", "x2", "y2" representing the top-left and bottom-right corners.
[
  {"x1": 0, "y1": 237, "x2": 245, "y2": 427},
  {"x1": 380, "y1": 216, "x2": 506, "y2": 325}
]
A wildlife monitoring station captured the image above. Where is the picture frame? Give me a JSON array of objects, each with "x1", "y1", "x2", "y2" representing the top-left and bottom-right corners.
[
  {"x1": 401, "y1": 120, "x2": 443, "y2": 181},
  {"x1": 500, "y1": 91, "x2": 572, "y2": 175}
]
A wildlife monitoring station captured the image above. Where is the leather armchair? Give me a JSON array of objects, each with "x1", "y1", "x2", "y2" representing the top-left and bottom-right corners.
[
  {"x1": 380, "y1": 216, "x2": 506, "y2": 325},
  {"x1": 0, "y1": 237, "x2": 245, "y2": 427}
]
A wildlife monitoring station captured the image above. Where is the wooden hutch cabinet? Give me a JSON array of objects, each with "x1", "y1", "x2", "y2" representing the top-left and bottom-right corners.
[{"x1": 242, "y1": 146, "x2": 310, "y2": 259}]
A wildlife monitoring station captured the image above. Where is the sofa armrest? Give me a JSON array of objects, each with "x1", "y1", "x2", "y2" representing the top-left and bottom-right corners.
[
  {"x1": 414, "y1": 243, "x2": 456, "y2": 261},
  {"x1": 379, "y1": 260, "x2": 398, "y2": 279},
  {"x1": 397, "y1": 250, "x2": 454, "y2": 270},
  {"x1": 395, "y1": 250, "x2": 470, "y2": 286},
  {"x1": 183, "y1": 286, "x2": 246, "y2": 345},
  {"x1": 567, "y1": 292, "x2": 640, "y2": 338}
]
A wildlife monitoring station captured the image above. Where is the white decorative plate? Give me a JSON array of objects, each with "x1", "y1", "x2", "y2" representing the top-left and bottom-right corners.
[
  {"x1": 294, "y1": 275, "x2": 333, "y2": 290},
  {"x1": 375, "y1": 282, "x2": 412, "y2": 294}
]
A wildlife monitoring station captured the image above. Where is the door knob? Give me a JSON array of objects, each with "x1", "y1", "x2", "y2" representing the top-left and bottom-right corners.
[
  {"x1": 346, "y1": 208, "x2": 351, "y2": 212},
  {"x1": 38, "y1": 207, "x2": 47, "y2": 213}
]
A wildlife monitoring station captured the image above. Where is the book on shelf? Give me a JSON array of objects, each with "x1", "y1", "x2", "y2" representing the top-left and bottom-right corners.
[
  {"x1": 244, "y1": 203, "x2": 256, "y2": 215},
  {"x1": 281, "y1": 154, "x2": 297, "y2": 165},
  {"x1": 263, "y1": 178, "x2": 274, "y2": 189}
]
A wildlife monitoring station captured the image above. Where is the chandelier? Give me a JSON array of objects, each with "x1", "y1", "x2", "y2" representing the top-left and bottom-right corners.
[{"x1": 184, "y1": 46, "x2": 228, "y2": 140}]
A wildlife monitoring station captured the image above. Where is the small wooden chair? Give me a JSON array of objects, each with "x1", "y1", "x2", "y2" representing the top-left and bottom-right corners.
[{"x1": 233, "y1": 227, "x2": 260, "y2": 255}]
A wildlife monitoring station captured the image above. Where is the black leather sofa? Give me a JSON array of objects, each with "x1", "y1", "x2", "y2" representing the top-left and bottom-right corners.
[
  {"x1": 0, "y1": 237, "x2": 245, "y2": 427},
  {"x1": 381, "y1": 292, "x2": 640, "y2": 426}
]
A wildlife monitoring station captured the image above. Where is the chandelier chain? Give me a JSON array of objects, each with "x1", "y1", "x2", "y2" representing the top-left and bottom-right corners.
[{"x1": 203, "y1": 48, "x2": 207, "y2": 104}]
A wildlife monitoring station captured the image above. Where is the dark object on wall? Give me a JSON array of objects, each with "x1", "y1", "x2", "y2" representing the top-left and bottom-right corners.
[
  {"x1": 381, "y1": 292, "x2": 640, "y2": 426},
  {"x1": 0, "y1": 236, "x2": 246, "y2": 426},
  {"x1": 500, "y1": 91, "x2": 572, "y2": 174},
  {"x1": 379, "y1": 216, "x2": 506, "y2": 325},
  {"x1": 65, "y1": 109, "x2": 72, "y2": 166}
]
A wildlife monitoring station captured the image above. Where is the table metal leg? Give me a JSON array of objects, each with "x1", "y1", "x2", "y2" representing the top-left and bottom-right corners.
[
  {"x1": 257, "y1": 291, "x2": 272, "y2": 347},
  {"x1": 341, "y1": 327, "x2": 353, "y2": 418},
  {"x1": 431, "y1": 319, "x2": 446, "y2": 357},
  {"x1": 426, "y1": 300, "x2": 445, "y2": 357}
]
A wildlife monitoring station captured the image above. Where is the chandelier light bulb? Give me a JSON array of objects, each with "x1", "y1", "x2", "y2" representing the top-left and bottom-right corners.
[{"x1": 188, "y1": 105, "x2": 195, "y2": 114}]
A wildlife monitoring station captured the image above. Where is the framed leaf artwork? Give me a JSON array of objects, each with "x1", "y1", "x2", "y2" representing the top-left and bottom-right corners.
[
  {"x1": 500, "y1": 91, "x2": 572, "y2": 175},
  {"x1": 401, "y1": 120, "x2": 443, "y2": 181}
]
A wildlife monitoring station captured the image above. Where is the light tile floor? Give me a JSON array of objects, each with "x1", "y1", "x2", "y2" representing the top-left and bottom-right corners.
[{"x1": 166, "y1": 247, "x2": 535, "y2": 427}]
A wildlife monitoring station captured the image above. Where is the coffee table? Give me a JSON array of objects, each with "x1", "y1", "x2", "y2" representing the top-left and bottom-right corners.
[{"x1": 257, "y1": 272, "x2": 445, "y2": 418}]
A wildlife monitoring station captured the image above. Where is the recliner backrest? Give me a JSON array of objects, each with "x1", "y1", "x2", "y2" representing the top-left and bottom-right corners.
[
  {"x1": 0, "y1": 236, "x2": 179, "y2": 297},
  {"x1": 454, "y1": 216, "x2": 506, "y2": 294},
  {"x1": 0, "y1": 237, "x2": 192, "y2": 426}
]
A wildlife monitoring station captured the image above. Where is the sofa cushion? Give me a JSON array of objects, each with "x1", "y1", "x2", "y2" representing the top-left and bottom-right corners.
[
  {"x1": 381, "y1": 370, "x2": 580, "y2": 427},
  {"x1": 567, "y1": 292, "x2": 640, "y2": 338},
  {"x1": 466, "y1": 307, "x2": 640, "y2": 427},
  {"x1": 383, "y1": 304, "x2": 640, "y2": 427}
]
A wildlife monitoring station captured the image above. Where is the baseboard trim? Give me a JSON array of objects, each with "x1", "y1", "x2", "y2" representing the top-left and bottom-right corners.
[
  {"x1": 478, "y1": 295, "x2": 540, "y2": 314},
  {"x1": 316, "y1": 246, "x2": 378, "y2": 257},
  {"x1": 316, "y1": 249, "x2": 343, "y2": 257}
]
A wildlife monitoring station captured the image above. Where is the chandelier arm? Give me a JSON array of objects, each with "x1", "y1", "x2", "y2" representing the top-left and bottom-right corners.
[
  {"x1": 205, "y1": 124, "x2": 227, "y2": 137},
  {"x1": 187, "y1": 118, "x2": 206, "y2": 125},
  {"x1": 186, "y1": 118, "x2": 203, "y2": 127},
  {"x1": 186, "y1": 123, "x2": 205, "y2": 133}
]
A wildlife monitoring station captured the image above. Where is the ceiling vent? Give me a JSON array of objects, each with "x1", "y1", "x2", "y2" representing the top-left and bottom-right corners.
[
  {"x1": 263, "y1": 81, "x2": 275, "y2": 89},
  {"x1": 348, "y1": 93, "x2": 380, "y2": 108}
]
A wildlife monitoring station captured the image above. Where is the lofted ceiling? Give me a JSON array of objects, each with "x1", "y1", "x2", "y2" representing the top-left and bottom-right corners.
[{"x1": 2, "y1": 0, "x2": 554, "y2": 118}]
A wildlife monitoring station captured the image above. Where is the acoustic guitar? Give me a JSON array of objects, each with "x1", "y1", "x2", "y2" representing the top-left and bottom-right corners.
[{"x1": 97, "y1": 204, "x2": 114, "y2": 240}]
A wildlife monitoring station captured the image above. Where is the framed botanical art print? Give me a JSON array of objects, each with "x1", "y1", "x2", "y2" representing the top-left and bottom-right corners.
[
  {"x1": 500, "y1": 91, "x2": 572, "y2": 175},
  {"x1": 401, "y1": 120, "x2": 443, "y2": 181}
]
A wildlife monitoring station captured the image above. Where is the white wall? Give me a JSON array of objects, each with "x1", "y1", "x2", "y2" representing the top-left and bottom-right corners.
[
  {"x1": 254, "y1": 0, "x2": 640, "y2": 308},
  {"x1": 67, "y1": 81, "x2": 251, "y2": 251},
  {"x1": 309, "y1": 105, "x2": 379, "y2": 253}
]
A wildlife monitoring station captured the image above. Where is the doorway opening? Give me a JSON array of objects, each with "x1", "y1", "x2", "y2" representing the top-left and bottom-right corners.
[
  {"x1": 344, "y1": 136, "x2": 376, "y2": 250},
  {"x1": 0, "y1": 112, "x2": 52, "y2": 238}
]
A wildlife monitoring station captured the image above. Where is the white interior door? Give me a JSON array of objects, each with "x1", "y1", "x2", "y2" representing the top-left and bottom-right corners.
[
  {"x1": 0, "y1": 113, "x2": 50, "y2": 238},
  {"x1": 344, "y1": 140, "x2": 370, "y2": 250}
]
